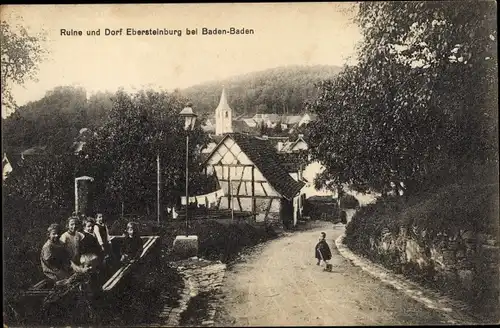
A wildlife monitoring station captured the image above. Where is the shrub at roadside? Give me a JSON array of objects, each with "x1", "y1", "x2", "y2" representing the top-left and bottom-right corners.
[
  {"x1": 111, "y1": 218, "x2": 278, "y2": 263},
  {"x1": 339, "y1": 193, "x2": 360, "y2": 209},
  {"x1": 344, "y1": 181, "x2": 499, "y2": 322}
]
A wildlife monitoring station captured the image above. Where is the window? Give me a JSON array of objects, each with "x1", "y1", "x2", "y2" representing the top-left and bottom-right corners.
[{"x1": 225, "y1": 111, "x2": 228, "y2": 118}]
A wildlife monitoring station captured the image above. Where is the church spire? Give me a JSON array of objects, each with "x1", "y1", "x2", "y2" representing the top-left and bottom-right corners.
[
  {"x1": 216, "y1": 87, "x2": 231, "y2": 113},
  {"x1": 215, "y1": 86, "x2": 233, "y2": 135}
]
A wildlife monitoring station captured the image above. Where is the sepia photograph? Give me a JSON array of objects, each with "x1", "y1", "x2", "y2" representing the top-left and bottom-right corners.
[{"x1": 1, "y1": 2, "x2": 498, "y2": 327}]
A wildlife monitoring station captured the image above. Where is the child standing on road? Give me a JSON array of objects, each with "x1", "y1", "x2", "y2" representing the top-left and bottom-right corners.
[{"x1": 315, "y1": 231, "x2": 332, "y2": 266}]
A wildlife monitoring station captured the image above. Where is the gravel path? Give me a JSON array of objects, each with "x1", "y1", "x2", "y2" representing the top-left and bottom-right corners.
[{"x1": 214, "y1": 222, "x2": 451, "y2": 326}]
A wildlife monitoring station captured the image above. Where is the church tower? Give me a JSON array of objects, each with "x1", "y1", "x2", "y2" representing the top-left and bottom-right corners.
[{"x1": 215, "y1": 87, "x2": 233, "y2": 135}]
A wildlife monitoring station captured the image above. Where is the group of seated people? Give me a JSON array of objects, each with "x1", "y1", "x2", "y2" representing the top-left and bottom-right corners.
[{"x1": 40, "y1": 213, "x2": 144, "y2": 286}]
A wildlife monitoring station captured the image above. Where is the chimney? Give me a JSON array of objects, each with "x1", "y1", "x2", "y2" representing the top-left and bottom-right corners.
[
  {"x1": 298, "y1": 134, "x2": 304, "y2": 139},
  {"x1": 262, "y1": 135, "x2": 268, "y2": 140}
]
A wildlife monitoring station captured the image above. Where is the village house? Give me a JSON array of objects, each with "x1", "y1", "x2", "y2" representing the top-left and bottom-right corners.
[
  {"x1": 242, "y1": 118, "x2": 258, "y2": 128},
  {"x1": 201, "y1": 117, "x2": 215, "y2": 133},
  {"x1": 259, "y1": 135, "x2": 290, "y2": 151},
  {"x1": 279, "y1": 114, "x2": 302, "y2": 131},
  {"x1": 199, "y1": 89, "x2": 317, "y2": 136},
  {"x1": 197, "y1": 87, "x2": 335, "y2": 226},
  {"x1": 252, "y1": 113, "x2": 281, "y2": 128},
  {"x1": 297, "y1": 112, "x2": 317, "y2": 127},
  {"x1": 203, "y1": 133, "x2": 305, "y2": 228},
  {"x1": 277, "y1": 134, "x2": 308, "y2": 153},
  {"x1": 288, "y1": 112, "x2": 318, "y2": 134},
  {"x1": 2, "y1": 146, "x2": 48, "y2": 180}
]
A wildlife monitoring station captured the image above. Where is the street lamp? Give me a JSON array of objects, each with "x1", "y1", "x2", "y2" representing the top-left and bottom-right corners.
[
  {"x1": 173, "y1": 104, "x2": 199, "y2": 259},
  {"x1": 179, "y1": 104, "x2": 197, "y2": 236}
]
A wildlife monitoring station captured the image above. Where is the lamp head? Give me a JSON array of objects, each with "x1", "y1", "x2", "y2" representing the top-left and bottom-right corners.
[{"x1": 179, "y1": 105, "x2": 197, "y2": 131}]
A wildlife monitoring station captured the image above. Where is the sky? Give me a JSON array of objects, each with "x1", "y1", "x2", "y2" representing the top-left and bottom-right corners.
[{"x1": 2, "y1": 3, "x2": 362, "y2": 117}]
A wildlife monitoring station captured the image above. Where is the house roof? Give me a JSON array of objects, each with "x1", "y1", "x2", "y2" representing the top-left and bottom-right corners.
[
  {"x1": 280, "y1": 141, "x2": 294, "y2": 152},
  {"x1": 252, "y1": 113, "x2": 281, "y2": 123},
  {"x1": 209, "y1": 134, "x2": 225, "y2": 144},
  {"x1": 260, "y1": 136, "x2": 290, "y2": 149},
  {"x1": 302, "y1": 113, "x2": 318, "y2": 121},
  {"x1": 234, "y1": 113, "x2": 253, "y2": 120},
  {"x1": 206, "y1": 133, "x2": 305, "y2": 200},
  {"x1": 264, "y1": 114, "x2": 281, "y2": 123},
  {"x1": 281, "y1": 136, "x2": 308, "y2": 152},
  {"x1": 232, "y1": 120, "x2": 257, "y2": 134},
  {"x1": 276, "y1": 151, "x2": 308, "y2": 173},
  {"x1": 308, "y1": 195, "x2": 336, "y2": 202},
  {"x1": 202, "y1": 124, "x2": 215, "y2": 132},
  {"x1": 243, "y1": 118, "x2": 257, "y2": 127},
  {"x1": 204, "y1": 118, "x2": 215, "y2": 125},
  {"x1": 199, "y1": 152, "x2": 210, "y2": 163},
  {"x1": 282, "y1": 115, "x2": 302, "y2": 125}
]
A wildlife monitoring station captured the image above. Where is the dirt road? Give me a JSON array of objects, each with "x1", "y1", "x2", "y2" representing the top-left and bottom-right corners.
[{"x1": 214, "y1": 222, "x2": 450, "y2": 326}]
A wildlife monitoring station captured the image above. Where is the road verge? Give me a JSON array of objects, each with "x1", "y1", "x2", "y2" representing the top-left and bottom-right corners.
[{"x1": 334, "y1": 234, "x2": 487, "y2": 325}]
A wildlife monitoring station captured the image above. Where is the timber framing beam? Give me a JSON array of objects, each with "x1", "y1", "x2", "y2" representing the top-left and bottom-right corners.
[
  {"x1": 212, "y1": 164, "x2": 255, "y2": 168},
  {"x1": 219, "y1": 195, "x2": 281, "y2": 200},
  {"x1": 217, "y1": 179, "x2": 267, "y2": 183}
]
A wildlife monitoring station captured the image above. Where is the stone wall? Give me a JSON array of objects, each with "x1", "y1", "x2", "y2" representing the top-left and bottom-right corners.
[{"x1": 346, "y1": 218, "x2": 499, "y2": 319}]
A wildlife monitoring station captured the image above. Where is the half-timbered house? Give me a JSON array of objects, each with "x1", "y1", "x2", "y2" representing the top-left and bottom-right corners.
[{"x1": 203, "y1": 133, "x2": 305, "y2": 228}]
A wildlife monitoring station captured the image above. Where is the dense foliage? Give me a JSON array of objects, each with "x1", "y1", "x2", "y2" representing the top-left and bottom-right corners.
[
  {"x1": 3, "y1": 87, "x2": 212, "y2": 218},
  {"x1": 308, "y1": 1, "x2": 498, "y2": 195},
  {"x1": 2, "y1": 87, "x2": 112, "y2": 154},
  {"x1": 2, "y1": 87, "x2": 211, "y2": 306},
  {"x1": 80, "y1": 89, "x2": 210, "y2": 216},
  {"x1": 1, "y1": 20, "x2": 47, "y2": 114},
  {"x1": 181, "y1": 65, "x2": 342, "y2": 116},
  {"x1": 344, "y1": 181, "x2": 499, "y2": 321}
]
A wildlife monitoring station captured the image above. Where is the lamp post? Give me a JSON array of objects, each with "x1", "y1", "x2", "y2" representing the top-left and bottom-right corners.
[{"x1": 179, "y1": 104, "x2": 197, "y2": 236}]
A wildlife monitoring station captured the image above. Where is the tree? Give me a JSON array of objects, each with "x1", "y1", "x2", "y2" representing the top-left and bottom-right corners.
[
  {"x1": 180, "y1": 65, "x2": 342, "y2": 117},
  {"x1": 2, "y1": 152, "x2": 81, "y2": 302},
  {"x1": 308, "y1": 1, "x2": 498, "y2": 196},
  {"x1": 2, "y1": 86, "x2": 88, "y2": 154},
  {"x1": 259, "y1": 121, "x2": 268, "y2": 136},
  {"x1": 1, "y1": 20, "x2": 47, "y2": 115},
  {"x1": 273, "y1": 121, "x2": 283, "y2": 136},
  {"x1": 82, "y1": 89, "x2": 210, "y2": 216}
]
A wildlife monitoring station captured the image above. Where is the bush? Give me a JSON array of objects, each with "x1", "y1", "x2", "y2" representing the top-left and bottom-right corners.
[
  {"x1": 303, "y1": 197, "x2": 339, "y2": 221},
  {"x1": 344, "y1": 180, "x2": 499, "y2": 322},
  {"x1": 339, "y1": 193, "x2": 360, "y2": 209}
]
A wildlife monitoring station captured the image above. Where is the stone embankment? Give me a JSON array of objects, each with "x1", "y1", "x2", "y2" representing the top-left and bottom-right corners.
[{"x1": 336, "y1": 234, "x2": 494, "y2": 325}]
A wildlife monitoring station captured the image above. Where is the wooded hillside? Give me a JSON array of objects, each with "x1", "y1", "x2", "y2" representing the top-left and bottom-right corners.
[
  {"x1": 2, "y1": 65, "x2": 340, "y2": 153},
  {"x1": 180, "y1": 65, "x2": 342, "y2": 116}
]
